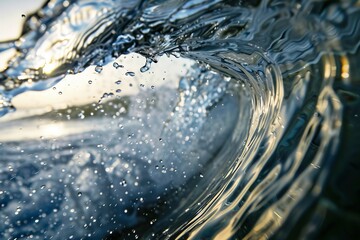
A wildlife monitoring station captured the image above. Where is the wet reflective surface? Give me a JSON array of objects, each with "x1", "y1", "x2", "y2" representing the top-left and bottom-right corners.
[{"x1": 0, "y1": 0, "x2": 359, "y2": 239}]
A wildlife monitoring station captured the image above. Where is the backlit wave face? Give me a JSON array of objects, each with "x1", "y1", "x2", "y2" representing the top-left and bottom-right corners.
[{"x1": 0, "y1": 0, "x2": 359, "y2": 239}]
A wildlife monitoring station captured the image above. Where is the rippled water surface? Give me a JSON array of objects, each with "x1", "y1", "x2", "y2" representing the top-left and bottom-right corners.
[{"x1": 0, "y1": 0, "x2": 359, "y2": 239}]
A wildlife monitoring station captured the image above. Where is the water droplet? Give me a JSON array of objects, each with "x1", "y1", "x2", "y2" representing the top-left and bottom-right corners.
[
  {"x1": 40, "y1": 185, "x2": 46, "y2": 189},
  {"x1": 120, "y1": 179, "x2": 127, "y2": 186},
  {"x1": 88, "y1": 80, "x2": 92, "y2": 84},
  {"x1": 15, "y1": 207, "x2": 21, "y2": 215},
  {"x1": 95, "y1": 65, "x2": 103, "y2": 73},
  {"x1": 116, "y1": 89, "x2": 122, "y2": 93},
  {"x1": 21, "y1": 14, "x2": 26, "y2": 18},
  {"x1": 151, "y1": 85, "x2": 155, "y2": 89},
  {"x1": 125, "y1": 71, "x2": 135, "y2": 77},
  {"x1": 115, "y1": 80, "x2": 122, "y2": 85},
  {"x1": 58, "y1": 91, "x2": 63, "y2": 95},
  {"x1": 113, "y1": 62, "x2": 123, "y2": 69},
  {"x1": 140, "y1": 58, "x2": 152, "y2": 72},
  {"x1": 99, "y1": 92, "x2": 114, "y2": 103},
  {"x1": 77, "y1": 192, "x2": 82, "y2": 197}
]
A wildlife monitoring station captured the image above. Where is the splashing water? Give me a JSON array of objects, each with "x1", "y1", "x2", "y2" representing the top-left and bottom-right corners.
[{"x1": 0, "y1": 0, "x2": 359, "y2": 239}]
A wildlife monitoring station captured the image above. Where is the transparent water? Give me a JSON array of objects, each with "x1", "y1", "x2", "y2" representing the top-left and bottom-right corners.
[{"x1": 0, "y1": 0, "x2": 359, "y2": 239}]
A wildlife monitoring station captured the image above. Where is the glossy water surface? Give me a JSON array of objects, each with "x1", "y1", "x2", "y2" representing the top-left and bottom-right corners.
[{"x1": 0, "y1": 0, "x2": 359, "y2": 239}]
